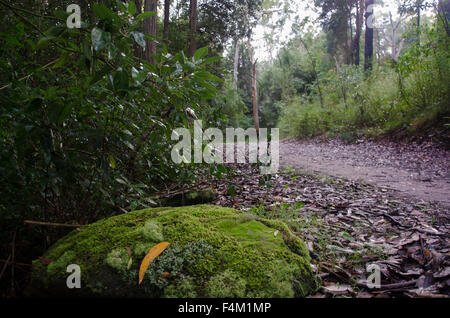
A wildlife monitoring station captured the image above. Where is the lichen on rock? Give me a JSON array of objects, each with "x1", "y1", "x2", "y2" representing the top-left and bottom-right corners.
[{"x1": 27, "y1": 205, "x2": 318, "y2": 298}]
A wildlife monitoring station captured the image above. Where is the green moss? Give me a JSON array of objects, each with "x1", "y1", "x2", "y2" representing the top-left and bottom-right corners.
[
  {"x1": 133, "y1": 243, "x2": 156, "y2": 258},
  {"x1": 105, "y1": 248, "x2": 129, "y2": 272},
  {"x1": 28, "y1": 205, "x2": 317, "y2": 298},
  {"x1": 164, "y1": 278, "x2": 198, "y2": 298},
  {"x1": 249, "y1": 262, "x2": 297, "y2": 298},
  {"x1": 258, "y1": 218, "x2": 310, "y2": 259},
  {"x1": 137, "y1": 220, "x2": 164, "y2": 242},
  {"x1": 205, "y1": 270, "x2": 246, "y2": 298},
  {"x1": 214, "y1": 219, "x2": 285, "y2": 250},
  {"x1": 47, "y1": 251, "x2": 77, "y2": 277}
]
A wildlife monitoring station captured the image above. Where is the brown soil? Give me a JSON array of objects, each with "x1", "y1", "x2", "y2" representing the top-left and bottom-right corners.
[{"x1": 280, "y1": 138, "x2": 450, "y2": 209}]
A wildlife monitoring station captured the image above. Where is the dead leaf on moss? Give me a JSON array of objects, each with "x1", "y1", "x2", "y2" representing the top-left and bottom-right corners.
[
  {"x1": 138, "y1": 242, "x2": 170, "y2": 285},
  {"x1": 124, "y1": 246, "x2": 132, "y2": 256}
]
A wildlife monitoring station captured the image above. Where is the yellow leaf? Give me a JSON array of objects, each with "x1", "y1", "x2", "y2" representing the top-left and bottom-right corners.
[
  {"x1": 108, "y1": 154, "x2": 116, "y2": 169},
  {"x1": 138, "y1": 242, "x2": 170, "y2": 284},
  {"x1": 127, "y1": 257, "x2": 133, "y2": 270}
]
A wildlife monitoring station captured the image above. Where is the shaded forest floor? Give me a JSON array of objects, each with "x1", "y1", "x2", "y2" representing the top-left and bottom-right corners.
[
  {"x1": 3, "y1": 139, "x2": 449, "y2": 298},
  {"x1": 202, "y1": 138, "x2": 449, "y2": 298},
  {"x1": 280, "y1": 138, "x2": 450, "y2": 208}
]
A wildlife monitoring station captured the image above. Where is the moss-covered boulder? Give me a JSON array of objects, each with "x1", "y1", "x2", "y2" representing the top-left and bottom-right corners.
[{"x1": 27, "y1": 205, "x2": 318, "y2": 298}]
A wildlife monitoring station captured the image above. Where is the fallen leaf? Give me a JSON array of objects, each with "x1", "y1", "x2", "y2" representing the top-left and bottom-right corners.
[
  {"x1": 322, "y1": 284, "x2": 353, "y2": 295},
  {"x1": 124, "y1": 246, "x2": 132, "y2": 256},
  {"x1": 39, "y1": 257, "x2": 53, "y2": 265},
  {"x1": 159, "y1": 272, "x2": 170, "y2": 279},
  {"x1": 138, "y1": 242, "x2": 170, "y2": 284},
  {"x1": 308, "y1": 293, "x2": 326, "y2": 298}
]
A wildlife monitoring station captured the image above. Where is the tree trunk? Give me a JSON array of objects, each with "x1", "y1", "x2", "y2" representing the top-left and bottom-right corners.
[
  {"x1": 438, "y1": 0, "x2": 450, "y2": 36},
  {"x1": 364, "y1": 0, "x2": 374, "y2": 72},
  {"x1": 134, "y1": 0, "x2": 143, "y2": 59},
  {"x1": 375, "y1": 28, "x2": 382, "y2": 65},
  {"x1": 417, "y1": 4, "x2": 421, "y2": 45},
  {"x1": 144, "y1": 0, "x2": 158, "y2": 64},
  {"x1": 384, "y1": 12, "x2": 405, "y2": 62},
  {"x1": 233, "y1": 39, "x2": 239, "y2": 91},
  {"x1": 417, "y1": 5, "x2": 421, "y2": 28},
  {"x1": 163, "y1": 0, "x2": 170, "y2": 43},
  {"x1": 349, "y1": 9, "x2": 354, "y2": 64},
  {"x1": 189, "y1": 0, "x2": 198, "y2": 57},
  {"x1": 352, "y1": 0, "x2": 364, "y2": 66},
  {"x1": 247, "y1": 37, "x2": 259, "y2": 134}
]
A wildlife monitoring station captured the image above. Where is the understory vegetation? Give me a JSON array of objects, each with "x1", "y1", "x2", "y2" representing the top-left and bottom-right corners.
[
  {"x1": 254, "y1": 24, "x2": 449, "y2": 141},
  {"x1": 276, "y1": 28, "x2": 449, "y2": 140}
]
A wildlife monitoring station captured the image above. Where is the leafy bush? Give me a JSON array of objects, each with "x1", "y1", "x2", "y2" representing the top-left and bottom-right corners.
[
  {"x1": 0, "y1": 2, "x2": 221, "y2": 246},
  {"x1": 277, "y1": 24, "x2": 449, "y2": 140}
]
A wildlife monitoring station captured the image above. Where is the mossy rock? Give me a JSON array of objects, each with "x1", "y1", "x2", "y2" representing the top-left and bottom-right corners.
[{"x1": 27, "y1": 205, "x2": 318, "y2": 298}]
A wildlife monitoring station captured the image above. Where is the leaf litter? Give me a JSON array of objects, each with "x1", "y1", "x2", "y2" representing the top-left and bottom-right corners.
[{"x1": 198, "y1": 155, "x2": 449, "y2": 298}]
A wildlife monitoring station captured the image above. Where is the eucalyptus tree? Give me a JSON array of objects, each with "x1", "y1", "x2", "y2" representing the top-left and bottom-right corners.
[
  {"x1": 364, "y1": 0, "x2": 374, "y2": 71},
  {"x1": 144, "y1": 0, "x2": 158, "y2": 63},
  {"x1": 189, "y1": 0, "x2": 198, "y2": 57}
]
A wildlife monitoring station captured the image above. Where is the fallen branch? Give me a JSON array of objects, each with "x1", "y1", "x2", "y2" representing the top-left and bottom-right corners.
[
  {"x1": 24, "y1": 220, "x2": 82, "y2": 228},
  {"x1": 0, "y1": 255, "x2": 11, "y2": 281},
  {"x1": 357, "y1": 279, "x2": 417, "y2": 290},
  {"x1": 376, "y1": 212, "x2": 408, "y2": 228}
]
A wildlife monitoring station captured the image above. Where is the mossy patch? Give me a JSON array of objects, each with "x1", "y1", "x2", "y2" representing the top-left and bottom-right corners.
[
  {"x1": 137, "y1": 220, "x2": 164, "y2": 242},
  {"x1": 28, "y1": 205, "x2": 317, "y2": 298},
  {"x1": 105, "y1": 248, "x2": 130, "y2": 272},
  {"x1": 205, "y1": 270, "x2": 246, "y2": 298}
]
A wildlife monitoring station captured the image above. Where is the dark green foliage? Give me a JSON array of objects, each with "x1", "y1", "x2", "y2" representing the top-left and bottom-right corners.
[{"x1": 0, "y1": 1, "x2": 221, "y2": 251}]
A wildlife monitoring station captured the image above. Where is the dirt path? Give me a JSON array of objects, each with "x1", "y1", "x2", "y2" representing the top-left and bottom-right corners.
[{"x1": 280, "y1": 139, "x2": 450, "y2": 209}]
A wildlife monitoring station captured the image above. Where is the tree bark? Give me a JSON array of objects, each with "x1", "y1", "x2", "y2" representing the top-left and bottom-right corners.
[
  {"x1": 144, "y1": 0, "x2": 158, "y2": 64},
  {"x1": 352, "y1": 0, "x2": 364, "y2": 66},
  {"x1": 189, "y1": 0, "x2": 198, "y2": 57},
  {"x1": 134, "y1": 0, "x2": 143, "y2": 59},
  {"x1": 364, "y1": 0, "x2": 374, "y2": 72},
  {"x1": 163, "y1": 0, "x2": 170, "y2": 43},
  {"x1": 438, "y1": 0, "x2": 450, "y2": 36},
  {"x1": 233, "y1": 39, "x2": 239, "y2": 91},
  {"x1": 247, "y1": 36, "x2": 259, "y2": 134},
  {"x1": 417, "y1": 4, "x2": 421, "y2": 45},
  {"x1": 383, "y1": 12, "x2": 405, "y2": 62}
]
